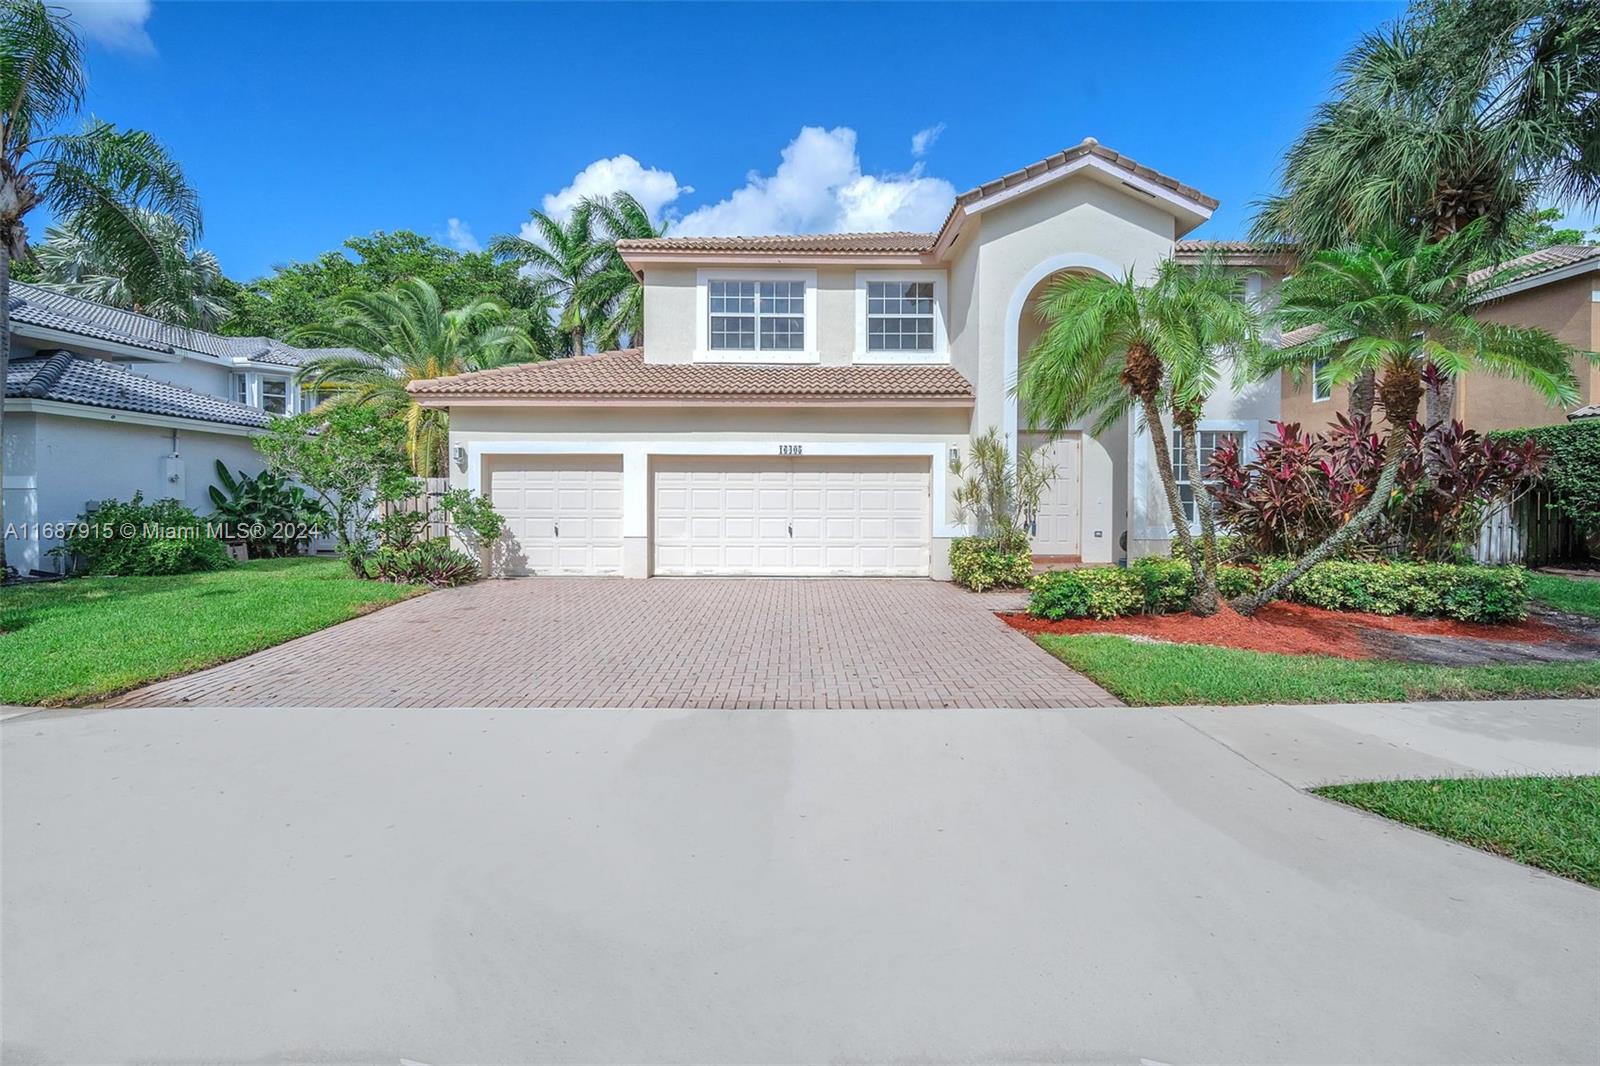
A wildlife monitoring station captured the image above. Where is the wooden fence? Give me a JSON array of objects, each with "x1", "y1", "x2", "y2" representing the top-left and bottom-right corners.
[{"x1": 1473, "y1": 484, "x2": 1581, "y2": 566}]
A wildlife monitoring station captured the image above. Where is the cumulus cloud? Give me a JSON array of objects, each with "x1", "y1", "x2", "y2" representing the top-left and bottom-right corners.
[
  {"x1": 444, "y1": 218, "x2": 480, "y2": 253},
  {"x1": 910, "y1": 123, "x2": 946, "y2": 157},
  {"x1": 58, "y1": 0, "x2": 155, "y2": 54},
  {"x1": 672, "y1": 126, "x2": 956, "y2": 237},
  {"x1": 539, "y1": 155, "x2": 689, "y2": 225}
]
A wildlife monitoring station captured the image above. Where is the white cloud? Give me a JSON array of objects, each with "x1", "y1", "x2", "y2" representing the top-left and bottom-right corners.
[
  {"x1": 58, "y1": 0, "x2": 155, "y2": 54},
  {"x1": 910, "y1": 123, "x2": 946, "y2": 157},
  {"x1": 539, "y1": 155, "x2": 689, "y2": 225},
  {"x1": 444, "y1": 218, "x2": 480, "y2": 253},
  {"x1": 672, "y1": 126, "x2": 956, "y2": 237}
]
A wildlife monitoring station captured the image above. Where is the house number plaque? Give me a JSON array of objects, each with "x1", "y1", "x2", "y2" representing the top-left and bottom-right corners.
[{"x1": 778, "y1": 444, "x2": 803, "y2": 456}]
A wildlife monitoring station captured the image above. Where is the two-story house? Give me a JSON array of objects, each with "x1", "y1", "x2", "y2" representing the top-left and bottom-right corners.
[
  {"x1": 413, "y1": 138, "x2": 1295, "y2": 580},
  {"x1": 3, "y1": 282, "x2": 361, "y2": 575}
]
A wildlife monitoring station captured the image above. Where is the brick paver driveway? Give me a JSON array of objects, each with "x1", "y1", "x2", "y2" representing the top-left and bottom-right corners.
[{"x1": 107, "y1": 578, "x2": 1117, "y2": 709}]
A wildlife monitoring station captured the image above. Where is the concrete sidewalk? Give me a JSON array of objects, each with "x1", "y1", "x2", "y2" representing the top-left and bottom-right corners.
[{"x1": 4, "y1": 700, "x2": 1597, "y2": 1064}]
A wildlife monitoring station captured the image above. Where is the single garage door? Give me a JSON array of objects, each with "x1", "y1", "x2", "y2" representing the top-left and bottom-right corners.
[
  {"x1": 488, "y1": 456, "x2": 624, "y2": 575},
  {"x1": 654, "y1": 457, "x2": 929, "y2": 576}
]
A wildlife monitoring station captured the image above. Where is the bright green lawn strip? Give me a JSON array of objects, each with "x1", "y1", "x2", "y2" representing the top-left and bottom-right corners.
[
  {"x1": 0, "y1": 558, "x2": 422, "y2": 706},
  {"x1": 1314, "y1": 775, "x2": 1600, "y2": 887},
  {"x1": 1528, "y1": 573, "x2": 1600, "y2": 619},
  {"x1": 1034, "y1": 634, "x2": 1600, "y2": 706}
]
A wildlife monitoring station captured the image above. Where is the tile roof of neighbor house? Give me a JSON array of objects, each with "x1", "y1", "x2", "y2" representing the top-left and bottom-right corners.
[
  {"x1": 7, "y1": 281, "x2": 367, "y2": 367},
  {"x1": 5, "y1": 350, "x2": 272, "y2": 429},
  {"x1": 1470, "y1": 244, "x2": 1599, "y2": 288},
  {"x1": 619, "y1": 139, "x2": 1218, "y2": 260},
  {"x1": 408, "y1": 348, "x2": 974, "y2": 403},
  {"x1": 1569, "y1": 404, "x2": 1599, "y2": 420}
]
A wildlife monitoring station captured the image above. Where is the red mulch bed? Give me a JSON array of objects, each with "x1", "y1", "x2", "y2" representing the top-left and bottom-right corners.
[{"x1": 1000, "y1": 601, "x2": 1566, "y2": 660}]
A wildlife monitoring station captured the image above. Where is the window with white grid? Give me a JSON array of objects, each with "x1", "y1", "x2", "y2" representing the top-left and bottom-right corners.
[
  {"x1": 1172, "y1": 428, "x2": 1244, "y2": 526},
  {"x1": 708, "y1": 279, "x2": 805, "y2": 352},
  {"x1": 866, "y1": 280, "x2": 935, "y2": 352}
]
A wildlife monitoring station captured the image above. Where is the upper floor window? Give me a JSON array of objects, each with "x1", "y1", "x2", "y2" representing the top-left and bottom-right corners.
[
  {"x1": 709, "y1": 279, "x2": 805, "y2": 352},
  {"x1": 1312, "y1": 358, "x2": 1332, "y2": 402},
  {"x1": 261, "y1": 378, "x2": 289, "y2": 415},
  {"x1": 866, "y1": 281, "x2": 935, "y2": 353},
  {"x1": 230, "y1": 372, "x2": 248, "y2": 407}
]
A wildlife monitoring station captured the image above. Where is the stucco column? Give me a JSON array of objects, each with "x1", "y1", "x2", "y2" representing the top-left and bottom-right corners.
[{"x1": 622, "y1": 447, "x2": 650, "y2": 578}]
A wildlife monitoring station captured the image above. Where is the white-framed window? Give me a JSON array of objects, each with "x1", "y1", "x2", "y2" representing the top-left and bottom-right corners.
[
  {"x1": 1312, "y1": 358, "x2": 1332, "y2": 402},
  {"x1": 1171, "y1": 426, "x2": 1246, "y2": 527},
  {"x1": 854, "y1": 270, "x2": 948, "y2": 363},
  {"x1": 230, "y1": 372, "x2": 249, "y2": 407},
  {"x1": 261, "y1": 378, "x2": 289, "y2": 415},
  {"x1": 695, "y1": 269, "x2": 817, "y2": 363}
]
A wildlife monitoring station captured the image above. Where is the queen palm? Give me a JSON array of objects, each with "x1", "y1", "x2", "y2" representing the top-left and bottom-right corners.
[
  {"x1": 1020, "y1": 258, "x2": 1262, "y2": 615},
  {"x1": 295, "y1": 278, "x2": 538, "y2": 476},
  {"x1": 2, "y1": 0, "x2": 203, "y2": 575},
  {"x1": 577, "y1": 192, "x2": 665, "y2": 350},
  {"x1": 34, "y1": 208, "x2": 230, "y2": 327},
  {"x1": 490, "y1": 204, "x2": 602, "y2": 359},
  {"x1": 1236, "y1": 223, "x2": 1585, "y2": 614}
]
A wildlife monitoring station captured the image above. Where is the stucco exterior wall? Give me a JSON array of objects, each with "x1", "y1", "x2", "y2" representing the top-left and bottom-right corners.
[{"x1": 2, "y1": 410, "x2": 264, "y2": 573}]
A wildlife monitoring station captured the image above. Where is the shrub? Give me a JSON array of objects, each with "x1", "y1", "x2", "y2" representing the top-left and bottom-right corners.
[
  {"x1": 208, "y1": 462, "x2": 330, "y2": 558},
  {"x1": 1257, "y1": 560, "x2": 1527, "y2": 623},
  {"x1": 367, "y1": 540, "x2": 480, "y2": 587},
  {"x1": 1029, "y1": 567, "x2": 1144, "y2": 620},
  {"x1": 54, "y1": 494, "x2": 233, "y2": 576},
  {"x1": 1490, "y1": 421, "x2": 1600, "y2": 541},
  {"x1": 949, "y1": 537, "x2": 1033, "y2": 591}
]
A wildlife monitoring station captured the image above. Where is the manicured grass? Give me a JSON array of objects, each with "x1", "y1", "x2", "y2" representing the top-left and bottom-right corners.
[
  {"x1": 1314, "y1": 775, "x2": 1600, "y2": 887},
  {"x1": 1034, "y1": 633, "x2": 1600, "y2": 706},
  {"x1": 1529, "y1": 572, "x2": 1600, "y2": 619},
  {"x1": 0, "y1": 558, "x2": 422, "y2": 706}
]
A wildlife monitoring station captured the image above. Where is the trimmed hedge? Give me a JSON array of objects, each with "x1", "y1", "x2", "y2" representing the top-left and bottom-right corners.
[
  {"x1": 1490, "y1": 420, "x2": 1600, "y2": 536},
  {"x1": 1028, "y1": 558, "x2": 1528, "y2": 624},
  {"x1": 949, "y1": 537, "x2": 1033, "y2": 591}
]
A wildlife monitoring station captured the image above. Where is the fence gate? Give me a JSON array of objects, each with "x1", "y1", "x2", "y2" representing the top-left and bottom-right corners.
[{"x1": 1474, "y1": 485, "x2": 1579, "y2": 566}]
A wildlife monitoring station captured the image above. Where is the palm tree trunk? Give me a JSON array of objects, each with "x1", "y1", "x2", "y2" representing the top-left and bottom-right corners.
[
  {"x1": 1141, "y1": 397, "x2": 1200, "y2": 576},
  {"x1": 1177, "y1": 415, "x2": 1222, "y2": 616},
  {"x1": 0, "y1": 241, "x2": 11, "y2": 578},
  {"x1": 1348, "y1": 368, "x2": 1376, "y2": 425},
  {"x1": 570, "y1": 326, "x2": 584, "y2": 360},
  {"x1": 1231, "y1": 423, "x2": 1407, "y2": 616}
]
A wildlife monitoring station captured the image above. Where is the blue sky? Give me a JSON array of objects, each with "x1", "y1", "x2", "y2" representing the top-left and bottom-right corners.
[{"x1": 59, "y1": 0, "x2": 1588, "y2": 282}]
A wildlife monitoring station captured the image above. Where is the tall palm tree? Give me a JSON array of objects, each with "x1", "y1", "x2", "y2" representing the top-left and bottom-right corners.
[
  {"x1": 489, "y1": 204, "x2": 601, "y2": 359},
  {"x1": 295, "y1": 278, "x2": 538, "y2": 476},
  {"x1": 33, "y1": 208, "x2": 230, "y2": 327},
  {"x1": 577, "y1": 192, "x2": 666, "y2": 350},
  {"x1": 2, "y1": 0, "x2": 203, "y2": 575},
  {"x1": 1236, "y1": 223, "x2": 1586, "y2": 614},
  {"x1": 1021, "y1": 262, "x2": 1248, "y2": 613}
]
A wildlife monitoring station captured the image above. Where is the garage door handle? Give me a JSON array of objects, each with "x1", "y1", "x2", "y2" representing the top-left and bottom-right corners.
[
  {"x1": 788, "y1": 523, "x2": 793, "y2": 537},
  {"x1": 554, "y1": 520, "x2": 559, "y2": 538}
]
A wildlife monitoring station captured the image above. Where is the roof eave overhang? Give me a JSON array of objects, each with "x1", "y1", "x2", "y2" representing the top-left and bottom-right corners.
[
  {"x1": 619, "y1": 250, "x2": 937, "y2": 271},
  {"x1": 1478, "y1": 258, "x2": 1600, "y2": 302},
  {"x1": 3, "y1": 397, "x2": 265, "y2": 435},
  {"x1": 411, "y1": 393, "x2": 973, "y2": 409},
  {"x1": 10, "y1": 323, "x2": 181, "y2": 363}
]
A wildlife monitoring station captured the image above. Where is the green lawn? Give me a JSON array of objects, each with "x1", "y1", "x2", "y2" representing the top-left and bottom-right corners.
[
  {"x1": 0, "y1": 558, "x2": 423, "y2": 706},
  {"x1": 1529, "y1": 572, "x2": 1600, "y2": 619},
  {"x1": 1035, "y1": 633, "x2": 1600, "y2": 706},
  {"x1": 1314, "y1": 775, "x2": 1600, "y2": 887}
]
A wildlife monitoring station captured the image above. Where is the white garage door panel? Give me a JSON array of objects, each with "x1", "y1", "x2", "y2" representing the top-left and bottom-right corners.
[
  {"x1": 653, "y1": 457, "x2": 930, "y2": 576},
  {"x1": 489, "y1": 457, "x2": 624, "y2": 576}
]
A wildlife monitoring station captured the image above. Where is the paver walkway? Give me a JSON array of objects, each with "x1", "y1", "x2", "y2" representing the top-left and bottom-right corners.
[{"x1": 105, "y1": 578, "x2": 1117, "y2": 709}]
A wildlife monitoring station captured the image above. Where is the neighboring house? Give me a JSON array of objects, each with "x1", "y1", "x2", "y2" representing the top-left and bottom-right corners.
[
  {"x1": 413, "y1": 137, "x2": 1266, "y2": 579},
  {"x1": 1272, "y1": 243, "x2": 1600, "y2": 433},
  {"x1": 2, "y1": 282, "x2": 363, "y2": 574}
]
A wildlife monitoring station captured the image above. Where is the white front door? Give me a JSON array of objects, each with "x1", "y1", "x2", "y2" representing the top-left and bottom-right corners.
[
  {"x1": 1029, "y1": 435, "x2": 1082, "y2": 557},
  {"x1": 653, "y1": 457, "x2": 929, "y2": 576},
  {"x1": 488, "y1": 456, "x2": 625, "y2": 575}
]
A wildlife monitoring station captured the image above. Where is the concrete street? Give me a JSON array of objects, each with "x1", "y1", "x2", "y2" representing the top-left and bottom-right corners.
[{"x1": 4, "y1": 700, "x2": 1598, "y2": 1064}]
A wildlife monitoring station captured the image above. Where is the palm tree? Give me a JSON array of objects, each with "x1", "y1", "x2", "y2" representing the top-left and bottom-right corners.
[
  {"x1": 489, "y1": 204, "x2": 602, "y2": 359},
  {"x1": 1020, "y1": 262, "x2": 1248, "y2": 613},
  {"x1": 1149, "y1": 255, "x2": 1266, "y2": 613},
  {"x1": 577, "y1": 192, "x2": 666, "y2": 350},
  {"x1": 1235, "y1": 223, "x2": 1586, "y2": 614},
  {"x1": 2, "y1": 0, "x2": 203, "y2": 575},
  {"x1": 33, "y1": 208, "x2": 230, "y2": 327},
  {"x1": 295, "y1": 278, "x2": 539, "y2": 476},
  {"x1": 1251, "y1": 0, "x2": 1600, "y2": 426}
]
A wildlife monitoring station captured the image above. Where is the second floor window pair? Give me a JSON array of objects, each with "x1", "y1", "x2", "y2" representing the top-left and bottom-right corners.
[{"x1": 707, "y1": 278, "x2": 938, "y2": 354}]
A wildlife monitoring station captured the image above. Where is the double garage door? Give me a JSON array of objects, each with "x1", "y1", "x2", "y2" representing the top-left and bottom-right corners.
[{"x1": 488, "y1": 455, "x2": 929, "y2": 576}]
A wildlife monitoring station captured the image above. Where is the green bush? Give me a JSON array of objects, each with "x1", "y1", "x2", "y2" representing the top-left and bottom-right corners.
[
  {"x1": 949, "y1": 537, "x2": 1033, "y2": 592},
  {"x1": 1029, "y1": 567, "x2": 1144, "y2": 620},
  {"x1": 367, "y1": 540, "x2": 480, "y2": 587},
  {"x1": 54, "y1": 494, "x2": 233, "y2": 576},
  {"x1": 1258, "y1": 560, "x2": 1528, "y2": 623},
  {"x1": 1491, "y1": 421, "x2": 1600, "y2": 538}
]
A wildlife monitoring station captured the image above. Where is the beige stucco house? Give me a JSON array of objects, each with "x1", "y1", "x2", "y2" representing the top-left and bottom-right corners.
[{"x1": 414, "y1": 138, "x2": 1273, "y2": 579}]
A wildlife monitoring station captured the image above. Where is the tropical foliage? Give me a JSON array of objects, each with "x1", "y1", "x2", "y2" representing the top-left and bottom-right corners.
[
  {"x1": 33, "y1": 208, "x2": 230, "y2": 327},
  {"x1": 1, "y1": 0, "x2": 203, "y2": 574},
  {"x1": 577, "y1": 192, "x2": 666, "y2": 350},
  {"x1": 295, "y1": 277, "x2": 539, "y2": 476},
  {"x1": 490, "y1": 205, "x2": 603, "y2": 358},
  {"x1": 208, "y1": 461, "x2": 330, "y2": 558}
]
